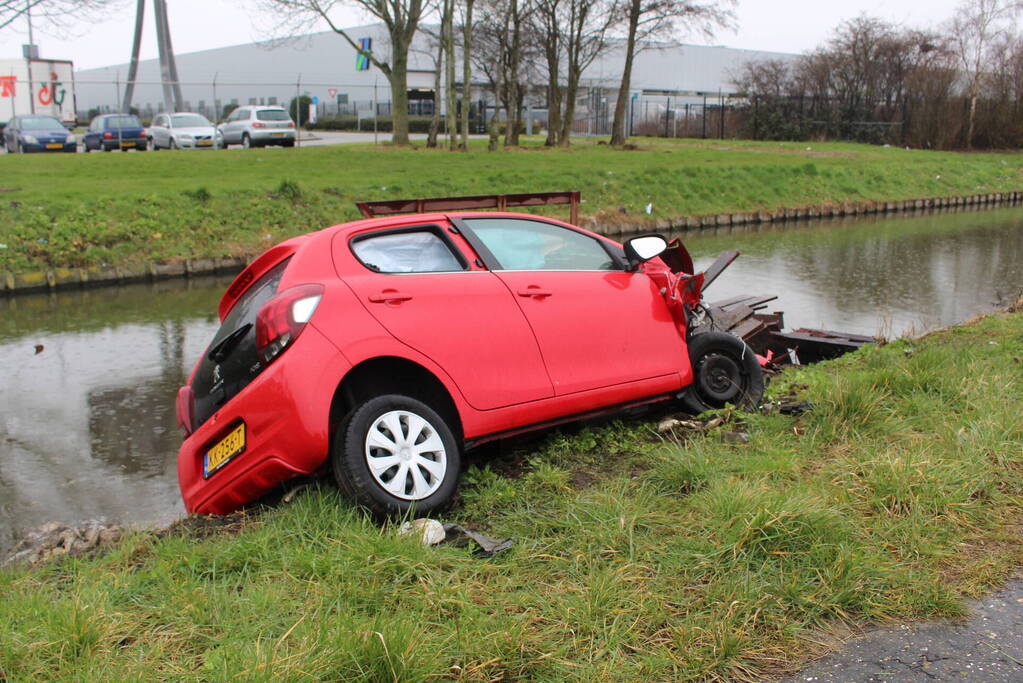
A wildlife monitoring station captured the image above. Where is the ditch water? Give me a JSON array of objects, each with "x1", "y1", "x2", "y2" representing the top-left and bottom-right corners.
[{"x1": 2, "y1": 205, "x2": 1023, "y2": 554}]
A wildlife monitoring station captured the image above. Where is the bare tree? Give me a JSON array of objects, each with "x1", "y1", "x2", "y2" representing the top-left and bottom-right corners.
[
  {"x1": 532, "y1": 0, "x2": 563, "y2": 145},
  {"x1": 459, "y1": 0, "x2": 475, "y2": 149},
  {"x1": 473, "y1": 0, "x2": 531, "y2": 146},
  {"x1": 945, "y1": 0, "x2": 1022, "y2": 147},
  {"x1": 557, "y1": 0, "x2": 617, "y2": 146},
  {"x1": 609, "y1": 0, "x2": 734, "y2": 146},
  {"x1": 259, "y1": 0, "x2": 427, "y2": 145},
  {"x1": 0, "y1": 0, "x2": 115, "y2": 32}
]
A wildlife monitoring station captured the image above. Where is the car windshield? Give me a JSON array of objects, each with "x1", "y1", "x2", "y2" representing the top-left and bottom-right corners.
[
  {"x1": 105, "y1": 116, "x2": 141, "y2": 128},
  {"x1": 256, "y1": 110, "x2": 290, "y2": 121},
  {"x1": 170, "y1": 114, "x2": 211, "y2": 128},
  {"x1": 19, "y1": 116, "x2": 64, "y2": 130}
]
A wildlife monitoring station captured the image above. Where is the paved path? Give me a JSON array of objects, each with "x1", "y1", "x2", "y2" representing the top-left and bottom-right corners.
[{"x1": 785, "y1": 578, "x2": 1023, "y2": 682}]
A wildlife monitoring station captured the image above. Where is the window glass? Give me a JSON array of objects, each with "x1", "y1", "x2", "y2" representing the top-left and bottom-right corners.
[
  {"x1": 105, "y1": 115, "x2": 142, "y2": 129},
  {"x1": 19, "y1": 116, "x2": 64, "y2": 130},
  {"x1": 464, "y1": 218, "x2": 616, "y2": 271},
  {"x1": 351, "y1": 230, "x2": 464, "y2": 273},
  {"x1": 171, "y1": 114, "x2": 211, "y2": 127},
  {"x1": 256, "y1": 109, "x2": 291, "y2": 121}
]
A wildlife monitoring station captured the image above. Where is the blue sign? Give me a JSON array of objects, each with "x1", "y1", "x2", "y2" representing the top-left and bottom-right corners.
[
  {"x1": 311, "y1": 96, "x2": 319, "y2": 104},
  {"x1": 356, "y1": 38, "x2": 372, "y2": 71}
]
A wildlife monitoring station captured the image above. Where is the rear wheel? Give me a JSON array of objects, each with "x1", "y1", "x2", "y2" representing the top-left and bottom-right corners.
[
  {"x1": 681, "y1": 331, "x2": 764, "y2": 414},
  {"x1": 332, "y1": 394, "x2": 460, "y2": 517},
  {"x1": 242, "y1": 133, "x2": 252, "y2": 149}
]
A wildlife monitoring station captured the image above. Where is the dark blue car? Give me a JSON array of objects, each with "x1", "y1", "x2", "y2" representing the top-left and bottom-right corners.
[
  {"x1": 3, "y1": 115, "x2": 76, "y2": 153},
  {"x1": 83, "y1": 114, "x2": 147, "y2": 152}
]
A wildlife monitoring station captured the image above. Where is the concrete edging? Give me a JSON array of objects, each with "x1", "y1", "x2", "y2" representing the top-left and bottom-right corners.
[
  {"x1": 587, "y1": 190, "x2": 1023, "y2": 236},
  {"x1": 3, "y1": 191, "x2": 1022, "y2": 296}
]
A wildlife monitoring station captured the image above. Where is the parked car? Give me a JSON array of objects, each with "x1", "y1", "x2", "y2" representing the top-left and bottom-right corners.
[
  {"x1": 3, "y1": 115, "x2": 76, "y2": 153},
  {"x1": 218, "y1": 105, "x2": 296, "y2": 148},
  {"x1": 176, "y1": 210, "x2": 763, "y2": 517},
  {"x1": 82, "y1": 114, "x2": 147, "y2": 152},
  {"x1": 148, "y1": 112, "x2": 224, "y2": 150}
]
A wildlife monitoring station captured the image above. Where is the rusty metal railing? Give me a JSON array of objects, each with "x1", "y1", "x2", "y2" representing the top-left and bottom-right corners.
[{"x1": 355, "y1": 190, "x2": 581, "y2": 225}]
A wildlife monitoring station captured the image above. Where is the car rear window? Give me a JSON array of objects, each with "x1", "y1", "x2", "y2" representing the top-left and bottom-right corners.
[
  {"x1": 256, "y1": 110, "x2": 291, "y2": 121},
  {"x1": 106, "y1": 115, "x2": 142, "y2": 128},
  {"x1": 190, "y1": 259, "x2": 290, "y2": 428}
]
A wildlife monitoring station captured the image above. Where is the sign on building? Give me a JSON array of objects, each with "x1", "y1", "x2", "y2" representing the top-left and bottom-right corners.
[{"x1": 356, "y1": 38, "x2": 372, "y2": 71}]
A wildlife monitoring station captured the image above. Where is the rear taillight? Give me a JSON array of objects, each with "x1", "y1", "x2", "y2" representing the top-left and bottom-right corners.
[
  {"x1": 255, "y1": 284, "x2": 324, "y2": 366},
  {"x1": 176, "y1": 385, "x2": 195, "y2": 437},
  {"x1": 252, "y1": 121, "x2": 267, "y2": 128},
  {"x1": 103, "y1": 132, "x2": 113, "y2": 139}
]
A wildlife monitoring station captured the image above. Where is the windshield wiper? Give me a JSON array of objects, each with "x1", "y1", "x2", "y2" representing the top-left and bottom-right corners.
[{"x1": 207, "y1": 323, "x2": 253, "y2": 363}]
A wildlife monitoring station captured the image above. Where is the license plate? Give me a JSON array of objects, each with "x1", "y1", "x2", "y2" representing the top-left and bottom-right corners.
[
  {"x1": 198, "y1": 140, "x2": 213, "y2": 146},
  {"x1": 46, "y1": 143, "x2": 62, "y2": 149},
  {"x1": 271, "y1": 132, "x2": 285, "y2": 137},
  {"x1": 204, "y1": 422, "x2": 246, "y2": 478},
  {"x1": 120, "y1": 141, "x2": 136, "y2": 147}
]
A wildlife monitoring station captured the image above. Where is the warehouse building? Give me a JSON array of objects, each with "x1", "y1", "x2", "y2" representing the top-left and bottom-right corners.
[{"x1": 74, "y1": 22, "x2": 796, "y2": 132}]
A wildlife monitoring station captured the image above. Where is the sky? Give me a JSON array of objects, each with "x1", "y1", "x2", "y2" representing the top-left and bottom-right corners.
[{"x1": 0, "y1": 0, "x2": 971, "y2": 70}]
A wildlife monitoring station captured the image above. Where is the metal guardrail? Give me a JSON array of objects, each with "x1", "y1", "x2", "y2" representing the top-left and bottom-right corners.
[{"x1": 355, "y1": 190, "x2": 581, "y2": 225}]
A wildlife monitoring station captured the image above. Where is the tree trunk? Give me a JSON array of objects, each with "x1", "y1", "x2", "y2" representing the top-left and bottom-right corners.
[
  {"x1": 390, "y1": 40, "x2": 411, "y2": 145},
  {"x1": 460, "y1": 0, "x2": 474, "y2": 151},
  {"x1": 967, "y1": 93, "x2": 977, "y2": 149},
  {"x1": 545, "y1": 57, "x2": 561, "y2": 146},
  {"x1": 610, "y1": 0, "x2": 639, "y2": 146},
  {"x1": 427, "y1": 36, "x2": 444, "y2": 148},
  {"x1": 559, "y1": 68, "x2": 580, "y2": 146},
  {"x1": 443, "y1": 0, "x2": 457, "y2": 150},
  {"x1": 488, "y1": 105, "x2": 500, "y2": 151}
]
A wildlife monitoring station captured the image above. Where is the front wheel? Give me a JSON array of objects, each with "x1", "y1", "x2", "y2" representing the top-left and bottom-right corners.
[
  {"x1": 241, "y1": 133, "x2": 252, "y2": 149},
  {"x1": 681, "y1": 331, "x2": 764, "y2": 414},
  {"x1": 332, "y1": 395, "x2": 460, "y2": 517}
]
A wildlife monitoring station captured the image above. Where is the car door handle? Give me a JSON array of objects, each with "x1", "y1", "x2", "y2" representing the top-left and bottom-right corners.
[
  {"x1": 517, "y1": 287, "x2": 553, "y2": 298},
  {"x1": 368, "y1": 291, "x2": 413, "y2": 303}
]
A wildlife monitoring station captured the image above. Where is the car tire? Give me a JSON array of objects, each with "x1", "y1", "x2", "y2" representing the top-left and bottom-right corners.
[
  {"x1": 241, "y1": 133, "x2": 253, "y2": 149},
  {"x1": 283, "y1": 140, "x2": 295, "y2": 148},
  {"x1": 170, "y1": 138, "x2": 177, "y2": 150},
  {"x1": 680, "y1": 331, "x2": 764, "y2": 414},
  {"x1": 148, "y1": 138, "x2": 157, "y2": 151},
  {"x1": 332, "y1": 394, "x2": 461, "y2": 517}
]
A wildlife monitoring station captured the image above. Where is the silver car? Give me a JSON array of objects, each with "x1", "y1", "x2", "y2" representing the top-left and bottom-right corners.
[
  {"x1": 218, "y1": 106, "x2": 296, "y2": 148},
  {"x1": 148, "y1": 112, "x2": 224, "y2": 150}
]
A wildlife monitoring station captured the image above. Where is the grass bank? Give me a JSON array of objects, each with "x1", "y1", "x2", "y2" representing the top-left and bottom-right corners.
[
  {"x1": 1, "y1": 138, "x2": 1022, "y2": 272},
  {"x1": 2, "y1": 303, "x2": 1022, "y2": 680}
]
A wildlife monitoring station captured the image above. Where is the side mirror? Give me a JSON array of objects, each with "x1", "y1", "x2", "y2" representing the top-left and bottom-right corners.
[{"x1": 624, "y1": 234, "x2": 668, "y2": 270}]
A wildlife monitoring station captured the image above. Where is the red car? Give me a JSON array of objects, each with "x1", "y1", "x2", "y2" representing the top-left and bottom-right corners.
[{"x1": 176, "y1": 206, "x2": 763, "y2": 516}]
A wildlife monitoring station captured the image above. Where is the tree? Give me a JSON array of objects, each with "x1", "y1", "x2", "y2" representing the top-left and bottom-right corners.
[
  {"x1": 459, "y1": 0, "x2": 475, "y2": 149},
  {"x1": 260, "y1": 0, "x2": 427, "y2": 145},
  {"x1": 0, "y1": 0, "x2": 114, "y2": 32},
  {"x1": 609, "y1": 0, "x2": 734, "y2": 146},
  {"x1": 945, "y1": 0, "x2": 1022, "y2": 147}
]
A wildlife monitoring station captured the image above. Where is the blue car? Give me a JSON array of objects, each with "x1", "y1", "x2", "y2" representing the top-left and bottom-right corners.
[
  {"x1": 82, "y1": 114, "x2": 147, "y2": 152},
  {"x1": 3, "y1": 115, "x2": 77, "y2": 153}
]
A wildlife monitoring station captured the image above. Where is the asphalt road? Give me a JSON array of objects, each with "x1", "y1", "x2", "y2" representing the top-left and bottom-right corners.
[{"x1": 785, "y1": 577, "x2": 1023, "y2": 682}]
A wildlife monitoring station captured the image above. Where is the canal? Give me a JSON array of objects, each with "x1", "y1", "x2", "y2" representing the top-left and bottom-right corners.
[{"x1": 2, "y1": 205, "x2": 1022, "y2": 553}]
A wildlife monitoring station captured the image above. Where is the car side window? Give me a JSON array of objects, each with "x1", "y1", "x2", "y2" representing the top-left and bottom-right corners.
[
  {"x1": 463, "y1": 218, "x2": 618, "y2": 271},
  {"x1": 351, "y1": 229, "x2": 466, "y2": 273}
]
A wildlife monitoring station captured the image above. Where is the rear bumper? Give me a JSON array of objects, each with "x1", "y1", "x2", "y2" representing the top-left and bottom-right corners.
[
  {"x1": 102, "y1": 138, "x2": 146, "y2": 150},
  {"x1": 251, "y1": 130, "x2": 296, "y2": 144},
  {"x1": 20, "y1": 141, "x2": 76, "y2": 152},
  {"x1": 177, "y1": 325, "x2": 349, "y2": 514}
]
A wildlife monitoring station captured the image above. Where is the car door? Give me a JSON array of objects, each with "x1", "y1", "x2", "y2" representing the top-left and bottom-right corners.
[
  {"x1": 152, "y1": 115, "x2": 167, "y2": 147},
  {"x1": 456, "y1": 216, "x2": 687, "y2": 396},
  {"x1": 224, "y1": 109, "x2": 244, "y2": 143},
  {"x1": 334, "y1": 223, "x2": 555, "y2": 411}
]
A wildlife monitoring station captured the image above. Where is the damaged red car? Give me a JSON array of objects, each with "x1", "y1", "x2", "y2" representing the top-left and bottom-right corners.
[{"x1": 176, "y1": 193, "x2": 763, "y2": 516}]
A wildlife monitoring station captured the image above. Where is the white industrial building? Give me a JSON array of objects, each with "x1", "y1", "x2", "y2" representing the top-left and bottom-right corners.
[{"x1": 74, "y1": 22, "x2": 796, "y2": 132}]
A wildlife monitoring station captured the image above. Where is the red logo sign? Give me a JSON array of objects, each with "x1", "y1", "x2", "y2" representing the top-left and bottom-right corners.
[{"x1": 327, "y1": 88, "x2": 338, "y2": 98}]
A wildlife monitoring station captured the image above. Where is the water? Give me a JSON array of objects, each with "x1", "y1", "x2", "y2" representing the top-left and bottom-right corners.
[{"x1": 2, "y1": 206, "x2": 1022, "y2": 553}]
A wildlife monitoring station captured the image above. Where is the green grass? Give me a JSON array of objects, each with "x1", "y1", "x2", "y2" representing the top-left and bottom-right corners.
[
  {"x1": 2, "y1": 305, "x2": 1022, "y2": 681},
  {"x1": 1, "y1": 137, "x2": 1022, "y2": 272}
]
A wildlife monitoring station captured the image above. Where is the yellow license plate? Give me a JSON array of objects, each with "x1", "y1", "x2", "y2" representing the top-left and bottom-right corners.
[
  {"x1": 120, "y1": 141, "x2": 136, "y2": 147},
  {"x1": 46, "y1": 143, "x2": 62, "y2": 149},
  {"x1": 204, "y1": 422, "x2": 246, "y2": 478},
  {"x1": 271, "y1": 132, "x2": 285, "y2": 137},
  {"x1": 198, "y1": 140, "x2": 213, "y2": 146}
]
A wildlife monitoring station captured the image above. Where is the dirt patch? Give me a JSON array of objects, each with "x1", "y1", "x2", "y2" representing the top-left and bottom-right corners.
[{"x1": 157, "y1": 511, "x2": 253, "y2": 541}]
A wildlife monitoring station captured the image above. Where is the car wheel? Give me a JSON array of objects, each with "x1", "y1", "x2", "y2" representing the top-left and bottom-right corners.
[
  {"x1": 148, "y1": 138, "x2": 157, "y2": 151},
  {"x1": 169, "y1": 138, "x2": 178, "y2": 150},
  {"x1": 680, "y1": 331, "x2": 764, "y2": 414},
  {"x1": 241, "y1": 133, "x2": 252, "y2": 149},
  {"x1": 283, "y1": 140, "x2": 295, "y2": 148},
  {"x1": 332, "y1": 394, "x2": 461, "y2": 517}
]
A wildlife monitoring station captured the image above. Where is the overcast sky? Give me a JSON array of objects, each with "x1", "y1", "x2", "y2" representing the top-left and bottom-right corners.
[{"x1": 0, "y1": 0, "x2": 971, "y2": 70}]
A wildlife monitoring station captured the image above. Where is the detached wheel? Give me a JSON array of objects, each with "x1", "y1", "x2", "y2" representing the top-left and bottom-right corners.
[
  {"x1": 332, "y1": 395, "x2": 460, "y2": 516},
  {"x1": 681, "y1": 331, "x2": 764, "y2": 413}
]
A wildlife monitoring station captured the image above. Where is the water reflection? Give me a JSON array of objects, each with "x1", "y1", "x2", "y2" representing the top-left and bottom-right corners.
[
  {"x1": 1, "y1": 207, "x2": 1022, "y2": 554},
  {"x1": 676, "y1": 206, "x2": 1023, "y2": 336},
  {"x1": 0, "y1": 276, "x2": 231, "y2": 554}
]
